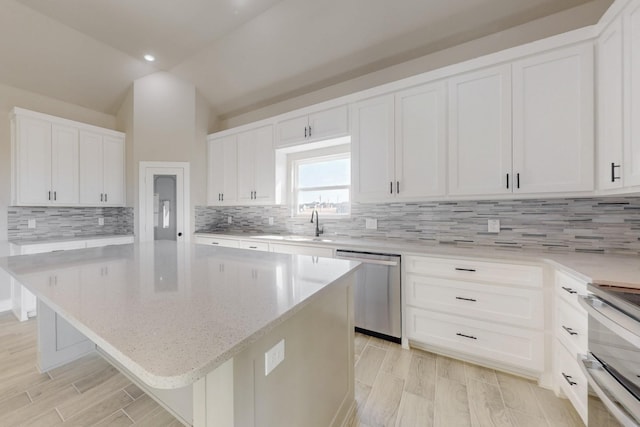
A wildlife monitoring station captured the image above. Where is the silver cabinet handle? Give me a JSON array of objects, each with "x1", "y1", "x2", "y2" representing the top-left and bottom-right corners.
[
  {"x1": 248, "y1": 246, "x2": 258, "y2": 249},
  {"x1": 308, "y1": 125, "x2": 312, "y2": 137},
  {"x1": 455, "y1": 267, "x2": 476, "y2": 272},
  {"x1": 562, "y1": 325, "x2": 578, "y2": 336},
  {"x1": 561, "y1": 286, "x2": 577, "y2": 294},
  {"x1": 100, "y1": 193, "x2": 104, "y2": 202},
  {"x1": 48, "y1": 191, "x2": 51, "y2": 201},
  {"x1": 105, "y1": 193, "x2": 107, "y2": 202},
  {"x1": 304, "y1": 126, "x2": 307, "y2": 138},
  {"x1": 456, "y1": 296, "x2": 477, "y2": 302}
]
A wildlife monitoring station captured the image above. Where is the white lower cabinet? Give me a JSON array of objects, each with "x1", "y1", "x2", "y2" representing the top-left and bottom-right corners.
[
  {"x1": 406, "y1": 307, "x2": 544, "y2": 371},
  {"x1": 238, "y1": 240, "x2": 270, "y2": 251},
  {"x1": 10, "y1": 236, "x2": 133, "y2": 321},
  {"x1": 404, "y1": 255, "x2": 545, "y2": 375},
  {"x1": 553, "y1": 270, "x2": 588, "y2": 425},
  {"x1": 194, "y1": 236, "x2": 239, "y2": 248}
]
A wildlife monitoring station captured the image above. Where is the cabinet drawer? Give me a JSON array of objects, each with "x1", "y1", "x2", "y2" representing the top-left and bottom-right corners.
[
  {"x1": 406, "y1": 307, "x2": 544, "y2": 372},
  {"x1": 85, "y1": 236, "x2": 134, "y2": 248},
  {"x1": 406, "y1": 275, "x2": 544, "y2": 329},
  {"x1": 269, "y1": 243, "x2": 334, "y2": 258},
  {"x1": 555, "y1": 270, "x2": 588, "y2": 309},
  {"x1": 405, "y1": 256, "x2": 542, "y2": 287},
  {"x1": 194, "y1": 236, "x2": 239, "y2": 248},
  {"x1": 239, "y1": 240, "x2": 269, "y2": 251},
  {"x1": 556, "y1": 296, "x2": 587, "y2": 357},
  {"x1": 556, "y1": 342, "x2": 587, "y2": 425},
  {"x1": 20, "y1": 241, "x2": 86, "y2": 254}
]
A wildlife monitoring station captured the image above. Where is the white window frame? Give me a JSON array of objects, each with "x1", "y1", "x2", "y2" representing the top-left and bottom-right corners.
[{"x1": 288, "y1": 144, "x2": 351, "y2": 218}]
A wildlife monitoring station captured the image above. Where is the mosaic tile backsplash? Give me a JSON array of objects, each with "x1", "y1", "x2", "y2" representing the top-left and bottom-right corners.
[
  {"x1": 195, "y1": 197, "x2": 640, "y2": 254},
  {"x1": 8, "y1": 207, "x2": 134, "y2": 241}
]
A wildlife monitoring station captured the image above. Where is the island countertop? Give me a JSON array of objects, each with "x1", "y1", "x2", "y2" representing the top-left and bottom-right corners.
[{"x1": 0, "y1": 241, "x2": 360, "y2": 389}]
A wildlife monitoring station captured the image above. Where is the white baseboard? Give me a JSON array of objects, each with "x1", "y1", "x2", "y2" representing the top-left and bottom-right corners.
[{"x1": 0, "y1": 299, "x2": 13, "y2": 314}]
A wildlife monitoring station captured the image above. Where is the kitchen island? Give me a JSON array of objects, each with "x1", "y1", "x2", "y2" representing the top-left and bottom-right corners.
[{"x1": 0, "y1": 241, "x2": 360, "y2": 427}]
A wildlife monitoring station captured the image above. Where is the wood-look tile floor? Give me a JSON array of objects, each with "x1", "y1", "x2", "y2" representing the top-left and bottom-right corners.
[
  {"x1": 350, "y1": 333, "x2": 584, "y2": 427},
  {"x1": 0, "y1": 313, "x2": 583, "y2": 427}
]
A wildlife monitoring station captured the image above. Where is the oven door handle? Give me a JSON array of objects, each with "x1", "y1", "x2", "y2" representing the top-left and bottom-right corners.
[
  {"x1": 580, "y1": 354, "x2": 640, "y2": 427},
  {"x1": 334, "y1": 256, "x2": 398, "y2": 267},
  {"x1": 579, "y1": 295, "x2": 640, "y2": 349}
]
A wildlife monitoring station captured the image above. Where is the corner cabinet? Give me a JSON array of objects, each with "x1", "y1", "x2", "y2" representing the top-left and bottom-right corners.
[
  {"x1": 512, "y1": 43, "x2": 594, "y2": 194},
  {"x1": 11, "y1": 108, "x2": 126, "y2": 207}
]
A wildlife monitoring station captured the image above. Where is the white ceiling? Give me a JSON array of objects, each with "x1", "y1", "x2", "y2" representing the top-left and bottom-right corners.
[{"x1": 1, "y1": 0, "x2": 600, "y2": 117}]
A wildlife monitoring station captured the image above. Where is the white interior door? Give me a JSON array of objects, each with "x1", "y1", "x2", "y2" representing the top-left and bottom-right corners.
[{"x1": 139, "y1": 162, "x2": 190, "y2": 243}]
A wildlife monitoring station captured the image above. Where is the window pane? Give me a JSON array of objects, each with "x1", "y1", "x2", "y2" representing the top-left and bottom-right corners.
[
  {"x1": 296, "y1": 189, "x2": 350, "y2": 215},
  {"x1": 298, "y1": 158, "x2": 350, "y2": 189}
]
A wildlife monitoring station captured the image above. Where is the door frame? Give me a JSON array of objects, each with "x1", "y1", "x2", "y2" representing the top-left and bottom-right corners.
[{"x1": 139, "y1": 161, "x2": 191, "y2": 242}]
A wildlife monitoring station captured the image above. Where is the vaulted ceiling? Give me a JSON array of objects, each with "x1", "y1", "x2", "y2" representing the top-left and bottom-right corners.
[{"x1": 1, "y1": 0, "x2": 604, "y2": 118}]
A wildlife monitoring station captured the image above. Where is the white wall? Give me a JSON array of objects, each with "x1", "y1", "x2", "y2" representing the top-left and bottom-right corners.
[
  {"x1": 120, "y1": 72, "x2": 209, "y2": 237},
  {"x1": 0, "y1": 83, "x2": 117, "y2": 242},
  {"x1": 221, "y1": 0, "x2": 611, "y2": 129}
]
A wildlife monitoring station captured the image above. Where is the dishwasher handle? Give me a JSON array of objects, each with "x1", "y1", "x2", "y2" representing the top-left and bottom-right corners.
[{"x1": 334, "y1": 255, "x2": 398, "y2": 267}]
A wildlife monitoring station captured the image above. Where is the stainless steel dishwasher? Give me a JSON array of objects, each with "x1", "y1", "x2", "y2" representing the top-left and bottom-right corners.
[{"x1": 335, "y1": 249, "x2": 401, "y2": 343}]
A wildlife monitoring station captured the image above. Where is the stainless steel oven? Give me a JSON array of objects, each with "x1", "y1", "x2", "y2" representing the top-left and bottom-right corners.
[{"x1": 580, "y1": 283, "x2": 640, "y2": 426}]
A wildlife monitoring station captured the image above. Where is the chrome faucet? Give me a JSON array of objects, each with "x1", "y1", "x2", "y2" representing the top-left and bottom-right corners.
[{"x1": 310, "y1": 209, "x2": 324, "y2": 237}]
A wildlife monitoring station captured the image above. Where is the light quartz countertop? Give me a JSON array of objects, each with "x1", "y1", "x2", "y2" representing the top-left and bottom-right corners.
[
  {"x1": 9, "y1": 234, "x2": 134, "y2": 246},
  {"x1": 195, "y1": 232, "x2": 640, "y2": 289},
  {"x1": 0, "y1": 241, "x2": 360, "y2": 389}
]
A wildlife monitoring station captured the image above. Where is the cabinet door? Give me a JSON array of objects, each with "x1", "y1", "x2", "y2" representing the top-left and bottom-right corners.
[
  {"x1": 79, "y1": 131, "x2": 104, "y2": 204},
  {"x1": 276, "y1": 115, "x2": 309, "y2": 148},
  {"x1": 102, "y1": 135, "x2": 125, "y2": 206},
  {"x1": 51, "y1": 124, "x2": 79, "y2": 205},
  {"x1": 624, "y1": 0, "x2": 640, "y2": 186},
  {"x1": 253, "y1": 125, "x2": 275, "y2": 203},
  {"x1": 512, "y1": 43, "x2": 594, "y2": 194},
  {"x1": 208, "y1": 136, "x2": 238, "y2": 206},
  {"x1": 308, "y1": 105, "x2": 349, "y2": 142},
  {"x1": 351, "y1": 95, "x2": 395, "y2": 202},
  {"x1": 598, "y1": 18, "x2": 624, "y2": 190},
  {"x1": 448, "y1": 65, "x2": 512, "y2": 196},
  {"x1": 237, "y1": 130, "x2": 256, "y2": 203},
  {"x1": 16, "y1": 116, "x2": 52, "y2": 205},
  {"x1": 395, "y1": 82, "x2": 447, "y2": 199}
]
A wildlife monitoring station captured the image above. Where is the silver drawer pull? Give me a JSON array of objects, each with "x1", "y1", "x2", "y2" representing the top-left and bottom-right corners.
[
  {"x1": 455, "y1": 267, "x2": 476, "y2": 272},
  {"x1": 456, "y1": 332, "x2": 477, "y2": 340},
  {"x1": 249, "y1": 246, "x2": 258, "y2": 249},
  {"x1": 562, "y1": 325, "x2": 578, "y2": 336},
  {"x1": 456, "y1": 296, "x2": 477, "y2": 302},
  {"x1": 210, "y1": 242, "x2": 219, "y2": 245},
  {"x1": 562, "y1": 372, "x2": 577, "y2": 386},
  {"x1": 561, "y1": 286, "x2": 577, "y2": 294}
]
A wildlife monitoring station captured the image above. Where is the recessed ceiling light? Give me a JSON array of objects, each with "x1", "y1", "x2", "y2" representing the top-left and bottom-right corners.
[{"x1": 144, "y1": 54, "x2": 155, "y2": 62}]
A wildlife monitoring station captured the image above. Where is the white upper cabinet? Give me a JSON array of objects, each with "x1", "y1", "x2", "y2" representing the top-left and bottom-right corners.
[
  {"x1": 352, "y1": 84, "x2": 447, "y2": 203},
  {"x1": 207, "y1": 135, "x2": 237, "y2": 206},
  {"x1": 12, "y1": 108, "x2": 125, "y2": 207},
  {"x1": 351, "y1": 95, "x2": 395, "y2": 202},
  {"x1": 448, "y1": 65, "x2": 513, "y2": 196},
  {"x1": 79, "y1": 131, "x2": 125, "y2": 206},
  {"x1": 624, "y1": 0, "x2": 640, "y2": 187},
  {"x1": 597, "y1": 17, "x2": 624, "y2": 190},
  {"x1": 512, "y1": 43, "x2": 594, "y2": 194},
  {"x1": 276, "y1": 105, "x2": 348, "y2": 148},
  {"x1": 237, "y1": 125, "x2": 275, "y2": 204},
  {"x1": 13, "y1": 115, "x2": 80, "y2": 205},
  {"x1": 394, "y1": 82, "x2": 447, "y2": 199}
]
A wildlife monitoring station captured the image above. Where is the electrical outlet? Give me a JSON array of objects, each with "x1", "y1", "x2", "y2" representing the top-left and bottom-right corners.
[
  {"x1": 265, "y1": 339, "x2": 285, "y2": 376},
  {"x1": 27, "y1": 219, "x2": 36, "y2": 229},
  {"x1": 268, "y1": 217, "x2": 274, "y2": 226},
  {"x1": 227, "y1": 216, "x2": 233, "y2": 224},
  {"x1": 98, "y1": 217, "x2": 105, "y2": 226},
  {"x1": 365, "y1": 218, "x2": 377, "y2": 230},
  {"x1": 488, "y1": 219, "x2": 500, "y2": 233}
]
